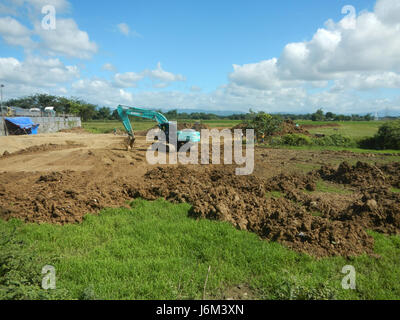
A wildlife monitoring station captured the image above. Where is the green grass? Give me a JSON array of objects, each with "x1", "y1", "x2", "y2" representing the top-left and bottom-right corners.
[
  {"x1": 391, "y1": 188, "x2": 400, "y2": 193},
  {"x1": 1, "y1": 199, "x2": 400, "y2": 300},
  {"x1": 297, "y1": 121, "x2": 385, "y2": 140},
  {"x1": 266, "y1": 191, "x2": 283, "y2": 199},
  {"x1": 309, "y1": 180, "x2": 353, "y2": 195},
  {"x1": 83, "y1": 120, "x2": 154, "y2": 134}
]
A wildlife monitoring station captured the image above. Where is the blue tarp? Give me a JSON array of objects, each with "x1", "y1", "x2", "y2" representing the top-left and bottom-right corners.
[{"x1": 5, "y1": 117, "x2": 40, "y2": 135}]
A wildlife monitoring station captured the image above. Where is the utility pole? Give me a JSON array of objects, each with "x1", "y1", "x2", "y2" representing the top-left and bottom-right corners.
[
  {"x1": 0, "y1": 84, "x2": 4, "y2": 116},
  {"x1": 1, "y1": 84, "x2": 6, "y2": 136}
]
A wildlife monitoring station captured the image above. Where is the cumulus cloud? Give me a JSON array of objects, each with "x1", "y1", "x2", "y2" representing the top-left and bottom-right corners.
[
  {"x1": 0, "y1": 2, "x2": 97, "y2": 59},
  {"x1": 114, "y1": 72, "x2": 144, "y2": 88},
  {"x1": 0, "y1": 16, "x2": 34, "y2": 47},
  {"x1": 0, "y1": 56, "x2": 79, "y2": 87},
  {"x1": 34, "y1": 18, "x2": 97, "y2": 59},
  {"x1": 72, "y1": 79, "x2": 134, "y2": 106},
  {"x1": 112, "y1": 63, "x2": 185, "y2": 88},
  {"x1": 230, "y1": 0, "x2": 400, "y2": 92},
  {"x1": 145, "y1": 62, "x2": 185, "y2": 85}
]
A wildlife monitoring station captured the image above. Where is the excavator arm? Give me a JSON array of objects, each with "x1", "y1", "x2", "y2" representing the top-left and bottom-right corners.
[{"x1": 117, "y1": 105, "x2": 168, "y2": 137}]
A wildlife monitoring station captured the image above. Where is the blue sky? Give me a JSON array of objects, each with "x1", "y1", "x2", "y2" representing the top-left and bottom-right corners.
[{"x1": 0, "y1": 0, "x2": 400, "y2": 115}]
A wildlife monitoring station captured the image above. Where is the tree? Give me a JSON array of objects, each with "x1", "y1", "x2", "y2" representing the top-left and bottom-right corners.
[
  {"x1": 325, "y1": 112, "x2": 335, "y2": 120},
  {"x1": 311, "y1": 109, "x2": 325, "y2": 121},
  {"x1": 97, "y1": 107, "x2": 111, "y2": 120},
  {"x1": 248, "y1": 112, "x2": 283, "y2": 140}
]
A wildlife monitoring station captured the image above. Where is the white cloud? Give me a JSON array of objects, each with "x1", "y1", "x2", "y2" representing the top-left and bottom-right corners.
[
  {"x1": 117, "y1": 23, "x2": 130, "y2": 36},
  {"x1": 102, "y1": 63, "x2": 117, "y2": 72},
  {"x1": 0, "y1": 56, "x2": 79, "y2": 87},
  {"x1": 114, "y1": 72, "x2": 144, "y2": 88},
  {"x1": 72, "y1": 79, "x2": 134, "y2": 106},
  {"x1": 116, "y1": 23, "x2": 142, "y2": 38},
  {"x1": 229, "y1": 0, "x2": 400, "y2": 96},
  {"x1": 0, "y1": 16, "x2": 34, "y2": 47},
  {"x1": 375, "y1": 0, "x2": 400, "y2": 25},
  {"x1": 34, "y1": 18, "x2": 97, "y2": 59},
  {"x1": 145, "y1": 62, "x2": 185, "y2": 83}
]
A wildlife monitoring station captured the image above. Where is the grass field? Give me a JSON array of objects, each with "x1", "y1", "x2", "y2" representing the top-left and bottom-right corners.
[
  {"x1": 297, "y1": 120, "x2": 385, "y2": 140},
  {"x1": 1, "y1": 199, "x2": 400, "y2": 300}
]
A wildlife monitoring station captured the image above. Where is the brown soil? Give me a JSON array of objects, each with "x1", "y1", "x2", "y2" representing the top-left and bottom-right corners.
[
  {"x1": 58, "y1": 127, "x2": 89, "y2": 134},
  {"x1": 0, "y1": 132, "x2": 399, "y2": 258},
  {"x1": 1, "y1": 143, "x2": 84, "y2": 158}
]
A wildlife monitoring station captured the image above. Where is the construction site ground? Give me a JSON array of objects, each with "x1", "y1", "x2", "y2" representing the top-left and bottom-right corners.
[{"x1": 1, "y1": 130, "x2": 400, "y2": 258}]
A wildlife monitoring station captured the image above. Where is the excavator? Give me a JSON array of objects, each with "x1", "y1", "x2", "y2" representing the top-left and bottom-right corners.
[{"x1": 117, "y1": 105, "x2": 201, "y2": 151}]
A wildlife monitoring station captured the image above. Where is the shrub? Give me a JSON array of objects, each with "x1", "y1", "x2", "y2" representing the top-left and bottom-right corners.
[
  {"x1": 246, "y1": 112, "x2": 283, "y2": 140},
  {"x1": 313, "y1": 134, "x2": 356, "y2": 147},
  {"x1": 281, "y1": 134, "x2": 312, "y2": 146},
  {"x1": 359, "y1": 120, "x2": 400, "y2": 150}
]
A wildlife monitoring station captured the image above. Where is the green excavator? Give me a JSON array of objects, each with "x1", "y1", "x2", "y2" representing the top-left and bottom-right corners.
[{"x1": 117, "y1": 105, "x2": 201, "y2": 150}]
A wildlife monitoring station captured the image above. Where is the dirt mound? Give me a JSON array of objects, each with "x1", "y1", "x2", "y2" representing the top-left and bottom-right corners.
[
  {"x1": 0, "y1": 169, "x2": 131, "y2": 224},
  {"x1": 1, "y1": 143, "x2": 84, "y2": 158},
  {"x1": 278, "y1": 120, "x2": 310, "y2": 136},
  {"x1": 376, "y1": 162, "x2": 400, "y2": 188},
  {"x1": 127, "y1": 165, "x2": 375, "y2": 257},
  {"x1": 318, "y1": 161, "x2": 388, "y2": 188}
]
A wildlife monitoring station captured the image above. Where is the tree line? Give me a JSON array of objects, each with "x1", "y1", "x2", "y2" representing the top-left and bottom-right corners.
[{"x1": 5, "y1": 94, "x2": 388, "y2": 122}]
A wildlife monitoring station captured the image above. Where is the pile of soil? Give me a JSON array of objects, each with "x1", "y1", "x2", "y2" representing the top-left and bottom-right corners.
[
  {"x1": 126, "y1": 165, "x2": 375, "y2": 258},
  {"x1": 1, "y1": 143, "x2": 84, "y2": 158},
  {"x1": 0, "y1": 169, "x2": 131, "y2": 224},
  {"x1": 277, "y1": 120, "x2": 310, "y2": 136},
  {"x1": 318, "y1": 161, "x2": 388, "y2": 188}
]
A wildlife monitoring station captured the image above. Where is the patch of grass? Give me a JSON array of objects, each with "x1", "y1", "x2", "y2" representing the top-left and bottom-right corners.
[
  {"x1": 391, "y1": 188, "x2": 400, "y2": 193},
  {"x1": 297, "y1": 121, "x2": 385, "y2": 140},
  {"x1": 293, "y1": 163, "x2": 321, "y2": 173},
  {"x1": 1, "y1": 199, "x2": 400, "y2": 300},
  {"x1": 266, "y1": 191, "x2": 283, "y2": 199},
  {"x1": 311, "y1": 211, "x2": 323, "y2": 217},
  {"x1": 83, "y1": 120, "x2": 154, "y2": 134},
  {"x1": 314, "y1": 180, "x2": 353, "y2": 195}
]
